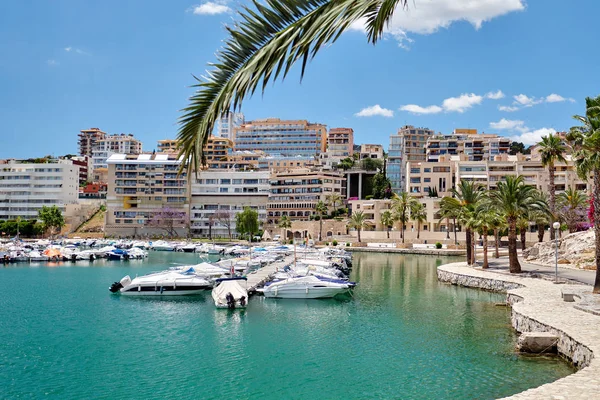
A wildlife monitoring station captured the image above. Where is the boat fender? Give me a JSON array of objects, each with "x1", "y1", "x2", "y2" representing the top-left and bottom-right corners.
[
  {"x1": 306, "y1": 287, "x2": 309, "y2": 294},
  {"x1": 160, "y1": 286, "x2": 164, "y2": 294}
]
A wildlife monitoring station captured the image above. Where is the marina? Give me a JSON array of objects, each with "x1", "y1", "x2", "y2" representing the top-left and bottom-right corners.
[{"x1": 0, "y1": 250, "x2": 575, "y2": 399}]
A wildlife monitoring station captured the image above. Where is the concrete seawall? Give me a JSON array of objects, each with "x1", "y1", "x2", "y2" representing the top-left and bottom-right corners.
[
  {"x1": 348, "y1": 247, "x2": 466, "y2": 256},
  {"x1": 437, "y1": 263, "x2": 600, "y2": 399}
]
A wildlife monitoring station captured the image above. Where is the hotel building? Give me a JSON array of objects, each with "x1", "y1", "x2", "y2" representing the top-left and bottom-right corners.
[
  {"x1": 190, "y1": 170, "x2": 269, "y2": 238},
  {"x1": 105, "y1": 153, "x2": 189, "y2": 237},
  {"x1": 92, "y1": 134, "x2": 143, "y2": 172},
  {"x1": 387, "y1": 125, "x2": 435, "y2": 194},
  {"x1": 0, "y1": 159, "x2": 80, "y2": 221},
  {"x1": 232, "y1": 118, "x2": 327, "y2": 158},
  {"x1": 217, "y1": 111, "x2": 245, "y2": 140}
]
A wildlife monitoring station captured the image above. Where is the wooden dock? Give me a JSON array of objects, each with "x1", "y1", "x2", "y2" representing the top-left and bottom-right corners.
[{"x1": 246, "y1": 255, "x2": 294, "y2": 294}]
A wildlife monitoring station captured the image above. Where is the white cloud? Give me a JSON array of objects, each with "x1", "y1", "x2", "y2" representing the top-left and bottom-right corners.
[
  {"x1": 513, "y1": 94, "x2": 542, "y2": 107},
  {"x1": 355, "y1": 105, "x2": 394, "y2": 118},
  {"x1": 546, "y1": 93, "x2": 575, "y2": 103},
  {"x1": 399, "y1": 104, "x2": 443, "y2": 115},
  {"x1": 47, "y1": 59, "x2": 59, "y2": 66},
  {"x1": 498, "y1": 105, "x2": 520, "y2": 112},
  {"x1": 192, "y1": 1, "x2": 231, "y2": 15},
  {"x1": 510, "y1": 128, "x2": 557, "y2": 146},
  {"x1": 64, "y1": 46, "x2": 90, "y2": 56},
  {"x1": 485, "y1": 90, "x2": 505, "y2": 100},
  {"x1": 442, "y1": 93, "x2": 483, "y2": 113},
  {"x1": 350, "y1": 0, "x2": 524, "y2": 46},
  {"x1": 489, "y1": 118, "x2": 527, "y2": 132}
]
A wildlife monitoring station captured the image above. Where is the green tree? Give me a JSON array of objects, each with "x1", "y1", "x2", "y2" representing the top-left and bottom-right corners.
[
  {"x1": 410, "y1": 202, "x2": 427, "y2": 240},
  {"x1": 315, "y1": 200, "x2": 328, "y2": 241},
  {"x1": 490, "y1": 176, "x2": 547, "y2": 273},
  {"x1": 568, "y1": 95, "x2": 600, "y2": 292},
  {"x1": 236, "y1": 207, "x2": 259, "y2": 241},
  {"x1": 278, "y1": 215, "x2": 292, "y2": 241},
  {"x1": 538, "y1": 134, "x2": 567, "y2": 240},
  {"x1": 348, "y1": 210, "x2": 367, "y2": 243},
  {"x1": 380, "y1": 209, "x2": 395, "y2": 239},
  {"x1": 372, "y1": 172, "x2": 392, "y2": 199},
  {"x1": 325, "y1": 192, "x2": 343, "y2": 210},
  {"x1": 361, "y1": 157, "x2": 383, "y2": 171},
  {"x1": 37, "y1": 206, "x2": 65, "y2": 238},
  {"x1": 474, "y1": 200, "x2": 501, "y2": 269},
  {"x1": 557, "y1": 187, "x2": 589, "y2": 233},
  {"x1": 439, "y1": 197, "x2": 459, "y2": 243},
  {"x1": 392, "y1": 192, "x2": 417, "y2": 243},
  {"x1": 338, "y1": 157, "x2": 355, "y2": 171}
]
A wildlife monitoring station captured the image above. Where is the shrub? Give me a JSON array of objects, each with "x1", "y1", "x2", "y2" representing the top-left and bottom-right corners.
[
  {"x1": 346, "y1": 242, "x2": 350, "y2": 247},
  {"x1": 332, "y1": 240, "x2": 338, "y2": 246},
  {"x1": 435, "y1": 242, "x2": 442, "y2": 249}
]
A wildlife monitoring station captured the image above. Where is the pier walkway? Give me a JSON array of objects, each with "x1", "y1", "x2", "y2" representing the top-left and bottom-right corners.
[{"x1": 246, "y1": 254, "x2": 294, "y2": 294}]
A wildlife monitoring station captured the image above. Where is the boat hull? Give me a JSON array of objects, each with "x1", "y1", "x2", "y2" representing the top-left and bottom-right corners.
[
  {"x1": 120, "y1": 286, "x2": 210, "y2": 296},
  {"x1": 263, "y1": 287, "x2": 348, "y2": 299}
]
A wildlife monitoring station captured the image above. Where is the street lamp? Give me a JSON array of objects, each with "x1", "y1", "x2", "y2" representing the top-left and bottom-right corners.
[{"x1": 553, "y1": 221, "x2": 561, "y2": 283}]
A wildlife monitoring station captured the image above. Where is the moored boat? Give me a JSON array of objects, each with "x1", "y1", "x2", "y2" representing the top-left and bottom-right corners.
[
  {"x1": 109, "y1": 267, "x2": 212, "y2": 296},
  {"x1": 212, "y1": 277, "x2": 248, "y2": 309},
  {"x1": 259, "y1": 276, "x2": 352, "y2": 299}
]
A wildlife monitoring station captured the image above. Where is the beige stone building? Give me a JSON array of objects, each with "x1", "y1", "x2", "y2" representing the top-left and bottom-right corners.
[
  {"x1": 78, "y1": 128, "x2": 107, "y2": 158},
  {"x1": 426, "y1": 129, "x2": 511, "y2": 162},
  {"x1": 388, "y1": 125, "x2": 436, "y2": 194},
  {"x1": 105, "y1": 153, "x2": 190, "y2": 237},
  {"x1": 359, "y1": 144, "x2": 384, "y2": 160},
  {"x1": 327, "y1": 128, "x2": 353, "y2": 158},
  {"x1": 267, "y1": 168, "x2": 346, "y2": 226}
]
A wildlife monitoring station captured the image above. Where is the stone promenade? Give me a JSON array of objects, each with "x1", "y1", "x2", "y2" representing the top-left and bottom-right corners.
[{"x1": 438, "y1": 262, "x2": 600, "y2": 400}]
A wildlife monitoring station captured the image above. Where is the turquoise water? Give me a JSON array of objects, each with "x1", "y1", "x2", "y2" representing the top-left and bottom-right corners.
[{"x1": 0, "y1": 251, "x2": 573, "y2": 399}]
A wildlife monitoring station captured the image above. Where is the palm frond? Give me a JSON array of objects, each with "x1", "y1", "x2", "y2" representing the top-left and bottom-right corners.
[{"x1": 177, "y1": 0, "x2": 408, "y2": 173}]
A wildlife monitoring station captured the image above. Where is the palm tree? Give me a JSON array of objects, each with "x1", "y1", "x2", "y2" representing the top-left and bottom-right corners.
[
  {"x1": 315, "y1": 200, "x2": 328, "y2": 241},
  {"x1": 278, "y1": 215, "x2": 292, "y2": 241},
  {"x1": 176, "y1": 0, "x2": 410, "y2": 171},
  {"x1": 380, "y1": 210, "x2": 395, "y2": 239},
  {"x1": 529, "y1": 190, "x2": 549, "y2": 243},
  {"x1": 568, "y1": 95, "x2": 600, "y2": 293},
  {"x1": 410, "y1": 202, "x2": 427, "y2": 240},
  {"x1": 439, "y1": 196, "x2": 460, "y2": 244},
  {"x1": 348, "y1": 210, "x2": 368, "y2": 243},
  {"x1": 392, "y1": 192, "x2": 417, "y2": 243},
  {"x1": 475, "y1": 198, "x2": 502, "y2": 268},
  {"x1": 538, "y1": 134, "x2": 567, "y2": 240},
  {"x1": 557, "y1": 187, "x2": 589, "y2": 233},
  {"x1": 490, "y1": 176, "x2": 547, "y2": 273},
  {"x1": 517, "y1": 217, "x2": 529, "y2": 251},
  {"x1": 447, "y1": 180, "x2": 483, "y2": 264},
  {"x1": 325, "y1": 192, "x2": 343, "y2": 216}
]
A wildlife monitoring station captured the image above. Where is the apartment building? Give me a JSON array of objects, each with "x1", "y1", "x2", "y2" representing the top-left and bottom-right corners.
[
  {"x1": 190, "y1": 171, "x2": 269, "y2": 238},
  {"x1": 157, "y1": 139, "x2": 180, "y2": 153},
  {"x1": 92, "y1": 134, "x2": 143, "y2": 171},
  {"x1": 78, "y1": 128, "x2": 107, "y2": 157},
  {"x1": 426, "y1": 129, "x2": 511, "y2": 162},
  {"x1": 328, "y1": 128, "x2": 354, "y2": 158},
  {"x1": 405, "y1": 154, "x2": 590, "y2": 198},
  {"x1": 105, "y1": 153, "x2": 189, "y2": 237},
  {"x1": 347, "y1": 199, "x2": 393, "y2": 231},
  {"x1": 388, "y1": 125, "x2": 435, "y2": 194},
  {"x1": 258, "y1": 155, "x2": 317, "y2": 172},
  {"x1": 217, "y1": 111, "x2": 244, "y2": 140},
  {"x1": 0, "y1": 159, "x2": 80, "y2": 220},
  {"x1": 360, "y1": 144, "x2": 384, "y2": 160},
  {"x1": 233, "y1": 118, "x2": 327, "y2": 158},
  {"x1": 267, "y1": 169, "x2": 345, "y2": 226}
]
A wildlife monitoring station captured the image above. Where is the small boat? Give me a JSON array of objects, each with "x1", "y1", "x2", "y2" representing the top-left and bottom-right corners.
[
  {"x1": 212, "y1": 277, "x2": 248, "y2": 309},
  {"x1": 151, "y1": 241, "x2": 176, "y2": 252},
  {"x1": 258, "y1": 276, "x2": 352, "y2": 299},
  {"x1": 107, "y1": 249, "x2": 129, "y2": 260},
  {"x1": 109, "y1": 267, "x2": 212, "y2": 296},
  {"x1": 28, "y1": 251, "x2": 49, "y2": 262},
  {"x1": 177, "y1": 243, "x2": 197, "y2": 253}
]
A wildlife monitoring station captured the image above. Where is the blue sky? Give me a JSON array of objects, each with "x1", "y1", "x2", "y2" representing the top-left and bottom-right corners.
[{"x1": 1, "y1": 0, "x2": 599, "y2": 159}]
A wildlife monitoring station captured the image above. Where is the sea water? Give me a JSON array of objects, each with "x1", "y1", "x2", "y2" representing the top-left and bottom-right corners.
[{"x1": 0, "y1": 251, "x2": 574, "y2": 399}]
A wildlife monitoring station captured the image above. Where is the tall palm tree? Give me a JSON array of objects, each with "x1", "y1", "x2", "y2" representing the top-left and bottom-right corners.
[
  {"x1": 490, "y1": 176, "x2": 547, "y2": 273},
  {"x1": 177, "y1": 0, "x2": 410, "y2": 171},
  {"x1": 538, "y1": 134, "x2": 567, "y2": 240},
  {"x1": 348, "y1": 210, "x2": 368, "y2": 243},
  {"x1": 569, "y1": 95, "x2": 600, "y2": 292},
  {"x1": 410, "y1": 202, "x2": 427, "y2": 240},
  {"x1": 517, "y1": 217, "x2": 529, "y2": 251},
  {"x1": 529, "y1": 190, "x2": 549, "y2": 243},
  {"x1": 439, "y1": 196, "x2": 460, "y2": 244},
  {"x1": 392, "y1": 192, "x2": 417, "y2": 243},
  {"x1": 315, "y1": 200, "x2": 328, "y2": 241},
  {"x1": 380, "y1": 210, "x2": 395, "y2": 239},
  {"x1": 475, "y1": 197, "x2": 502, "y2": 268},
  {"x1": 450, "y1": 180, "x2": 483, "y2": 264},
  {"x1": 278, "y1": 215, "x2": 292, "y2": 242},
  {"x1": 557, "y1": 187, "x2": 589, "y2": 233}
]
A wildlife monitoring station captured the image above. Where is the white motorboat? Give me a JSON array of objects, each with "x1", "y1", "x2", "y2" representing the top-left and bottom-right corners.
[
  {"x1": 151, "y1": 241, "x2": 176, "y2": 251},
  {"x1": 212, "y1": 277, "x2": 248, "y2": 309},
  {"x1": 177, "y1": 243, "x2": 197, "y2": 253},
  {"x1": 109, "y1": 267, "x2": 212, "y2": 296},
  {"x1": 28, "y1": 251, "x2": 48, "y2": 262},
  {"x1": 258, "y1": 276, "x2": 352, "y2": 299}
]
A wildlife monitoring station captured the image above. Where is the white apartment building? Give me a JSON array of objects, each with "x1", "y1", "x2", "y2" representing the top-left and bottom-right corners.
[
  {"x1": 388, "y1": 125, "x2": 435, "y2": 194},
  {"x1": 0, "y1": 159, "x2": 80, "y2": 220},
  {"x1": 190, "y1": 171, "x2": 269, "y2": 238},
  {"x1": 217, "y1": 111, "x2": 245, "y2": 140},
  {"x1": 105, "y1": 153, "x2": 189, "y2": 237},
  {"x1": 92, "y1": 134, "x2": 143, "y2": 171}
]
